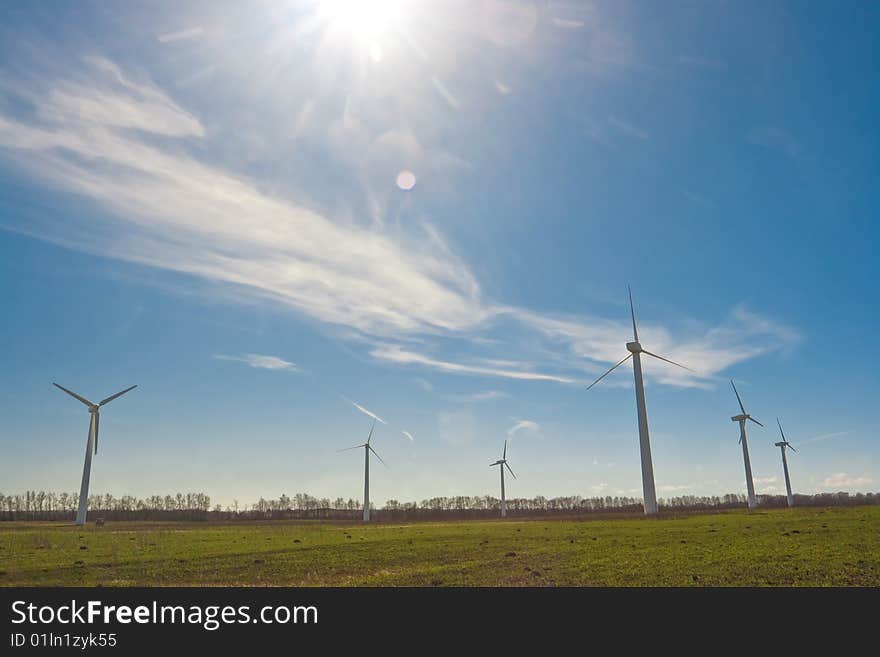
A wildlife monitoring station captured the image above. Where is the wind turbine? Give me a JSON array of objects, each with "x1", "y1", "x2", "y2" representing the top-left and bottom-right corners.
[
  {"x1": 586, "y1": 287, "x2": 693, "y2": 515},
  {"x1": 53, "y1": 382, "x2": 137, "y2": 525},
  {"x1": 338, "y1": 419, "x2": 387, "y2": 522},
  {"x1": 775, "y1": 418, "x2": 797, "y2": 508},
  {"x1": 730, "y1": 380, "x2": 763, "y2": 509},
  {"x1": 490, "y1": 439, "x2": 516, "y2": 517}
]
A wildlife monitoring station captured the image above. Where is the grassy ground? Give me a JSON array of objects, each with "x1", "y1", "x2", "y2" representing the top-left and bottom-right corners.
[{"x1": 0, "y1": 506, "x2": 877, "y2": 586}]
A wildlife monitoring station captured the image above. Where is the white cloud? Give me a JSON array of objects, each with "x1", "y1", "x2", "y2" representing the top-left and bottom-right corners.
[
  {"x1": 821, "y1": 473, "x2": 874, "y2": 489},
  {"x1": 608, "y1": 115, "x2": 650, "y2": 141},
  {"x1": 344, "y1": 398, "x2": 387, "y2": 425},
  {"x1": 0, "y1": 58, "x2": 487, "y2": 338},
  {"x1": 157, "y1": 27, "x2": 205, "y2": 43},
  {"x1": 676, "y1": 55, "x2": 726, "y2": 70},
  {"x1": 437, "y1": 410, "x2": 475, "y2": 446},
  {"x1": 459, "y1": 390, "x2": 507, "y2": 402},
  {"x1": 212, "y1": 353, "x2": 297, "y2": 371},
  {"x1": 512, "y1": 304, "x2": 800, "y2": 389},
  {"x1": 0, "y1": 57, "x2": 801, "y2": 392},
  {"x1": 371, "y1": 344, "x2": 576, "y2": 384},
  {"x1": 401, "y1": 430, "x2": 414, "y2": 442},
  {"x1": 553, "y1": 18, "x2": 584, "y2": 29},
  {"x1": 591, "y1": 483, "x2": 608, "y2": 493},
  {"x1": 412, "y1": 378, "x2": 434, "y2": 393},
  {"x1": 507, "y1": 419, "x2": 540, "y2": 437},
  {"x1": 657, "y1": 483, "x2": 693, "y2": 492},
  {"x1": 800, "y1": 431, "x2": 848, "y2": 446},
  {"x1": 753, "y1": 476, "x2": 779, "y2": 485}
]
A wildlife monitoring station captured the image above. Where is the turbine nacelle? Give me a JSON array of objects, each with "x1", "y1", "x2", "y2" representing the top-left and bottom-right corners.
[
  {"x1": 626, "y1": 341, "x2": 643, "y2": 354},
  {"x1": 731, "y1": 413, "x2": 749, "y2": 422}
]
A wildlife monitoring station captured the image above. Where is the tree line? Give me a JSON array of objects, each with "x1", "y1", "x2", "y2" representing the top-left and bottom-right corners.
[{"x1": 1, "y1": 490, "x2": 876, "y2": 522}]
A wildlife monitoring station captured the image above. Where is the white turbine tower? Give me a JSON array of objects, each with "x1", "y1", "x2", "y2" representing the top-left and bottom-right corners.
[
  {"x1": 775, "y1": 418, "x2": 797, "y2": 508},
  {"x1": 490, "y1": 439, "x2": 516, "y2": 517},
  {"x1": 730, "y1": 379, "x2": 763, "y2": 509},
  {"x1": 587, "y1": 287, "x2": 693, "y2": 515},
  {"x1": 338, "y1": 419, "x2": 387, "y2": 522},
  {"x1": 53, "y1": 382, "x2": 137, "y2": 525}
]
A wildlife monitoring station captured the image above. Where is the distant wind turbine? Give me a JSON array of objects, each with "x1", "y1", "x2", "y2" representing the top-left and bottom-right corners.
[
  {"x1": 775, "y1": 418, "x2": 797, "y2": 508},
  {"x1": 490, "y1": 439, "x2": 516, "y2": 517},
  {"x1": 730, "y1": 380, "x2": 763, "y2": 509},
  {"x1": 338, "y1": 419, "x2": 387, "y2": 522},
  {"x1": 586, "y1": 286, "x2": 693, "y2": 515},
  {"x1": 53, "y1": 382, "x2": 137, "y2": 525}
]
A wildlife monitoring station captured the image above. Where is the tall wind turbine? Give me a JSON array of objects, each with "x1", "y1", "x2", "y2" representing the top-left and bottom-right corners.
[
  {"x1": 53, "y1": 382, "x2": 137, "y2": 525},
  {"x1": 490, "y1": 439, "x2": 516, "y2": 517},
  {"x1": 586, "y1": 287, "x2": 693, "y2": 515},
  {"x1": 775, "y1": 418, "x2": 797, "y2": 508},
  {"x1": 338, "y1": 419, "x2": 387, "y2": 522},
  {"x1": 730, "y1": 380, "x2": 763, "y2": 509}
]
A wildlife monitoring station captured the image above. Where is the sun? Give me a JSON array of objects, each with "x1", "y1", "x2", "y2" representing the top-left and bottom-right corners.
[{"x1": 317, "y1": 0, "x2": 402, "y2": 44}]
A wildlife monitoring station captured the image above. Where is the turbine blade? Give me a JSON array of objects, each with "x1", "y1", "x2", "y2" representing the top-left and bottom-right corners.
[
  {"x1": 369, "y1": 445, "x2": 388, "y2": 467},
  {"x1": 628, "y1": 285, "x2": 639, "y2": 342},
  {"x1": 505, "y1": 462, "x2": 516, "y2": 479},
  {"x1": 787, "y1": 443, "x2": 797, "y2": 453},
  {"x1": 53, "y1": 383, "x2": 94, "y2": 407},
  {"x1": 738, "y1": 434, "x2": 742, "y2": 444},
  {"x1": 99, "y1": 385, "x2": 137, "y2": 406},
  {"x1": 776, "y1": 418, "x2": 787, "y2": 442},
  {"x1": 490, "y1": 460, "x2": 502, "y2": 467},
  {"x1": 731, "y1": 380, "x2": 746, "y2": 415},
  {"x1": 337, "y1": 444, "x2": 364, "y2": 452},
  {"x1": 586, "y1": 354, "x2": 632, "y2": 390},
  {"x1": 642, "y1": 350, "x2": 694, "y2": 372},
  {"x1": 366, "y1": 419, "x2": 375, "y2": 445},
  {"x1": 94, "y1": 412, "x2": 99, "y2": 455},
  {"x1": 748, "y1": 416, "x2": 764, "y2": 428},
  {"x1": 503, "y1": 439, "x2": 507, "y2": 460}
]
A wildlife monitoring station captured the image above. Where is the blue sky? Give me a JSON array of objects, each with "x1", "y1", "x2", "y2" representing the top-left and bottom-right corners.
[{"x1": 1, "y1": 0, "x2": 877, "y2": 507}]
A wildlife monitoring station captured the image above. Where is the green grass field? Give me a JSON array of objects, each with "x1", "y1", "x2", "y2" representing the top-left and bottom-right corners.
[{"x1": 1, "y1": 506, "x2": 877, "y2": 586}]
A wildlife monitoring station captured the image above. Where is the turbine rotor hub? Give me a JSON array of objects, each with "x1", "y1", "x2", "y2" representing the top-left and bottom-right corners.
[{"x1": 88, "y1": 405, "x2": 99, "y2": 413}]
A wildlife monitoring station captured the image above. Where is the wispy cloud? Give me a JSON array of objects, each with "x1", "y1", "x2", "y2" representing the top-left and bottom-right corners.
[
  {"x1": 748, "y1": 125, "x2": 802, "y2": 160},
  {"x1": 0, "y1": 57, "x2": 486, "y2": 338},
  {"x1": 552, "y1": 18, "x2": 585, "y2": 29},
  {"x1": 412, "y1": 378, "x2": 434, "y2": 393},
  {"x1": 344, "y1": 397, "x2": 387, "y2": 425},
  {"x1": 821, "y1": 473, "x2": 874, "y2": 489},
  {"x1": 452, "y1": 390, "x2": 507, "y2": 403},
  {"x1": 507, "y1": 419, "x2": 540, "y2": 437},
  {"x1": 157, "y1": 27, "x2": 205, "y2": 43},
  {"x1": 371, "y1": 344, "x2": 576, "y2": 384},
  {"x1": 0, "y1": 56, "x2": 801, "y2": 392},
  {"x1": 512, "y1": 304, "x2": 800, "y2": 389},
  {"x1": 213, "y1": 353, "x2": 298, "y2": 371},
  {"x1": 657, "y1": 483, "x2": 693, "y2": 492},
  {"x1": 683, "y1": 190, "x2": 714, "y2": 208},
  {"x1": 676, "y1": 55, "x2": 726, "y2": 70},
  {"x1": 800, "y1": 431, "x2": 848, "y2": 446},
  {"x1": 401, "y1": 430, "x2": 415, "y2": 442},
  {"x1": 608, "y1": 115, "x2": 650, "y2": 141}
]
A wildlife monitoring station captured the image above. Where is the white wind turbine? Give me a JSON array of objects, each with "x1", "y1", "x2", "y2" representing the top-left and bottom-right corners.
[
  {"x1": 338, "y1": 419, "x2": 387, "y2": 522},
  {"x1": 53, "y1": 382, "x2": 137, "y2": 525},
  {"x1": 775, "y1": 418, "x2": 797, "y2": 508},
  {"x1": 730, "y1": 380, "x2": 763, "y2": 509},
  {"x1": 490, "y1": 439, "x2": 516, "y2": 517},
  {"x1": 586, "y1": 287, "x2": 693, "y2": 515}
]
